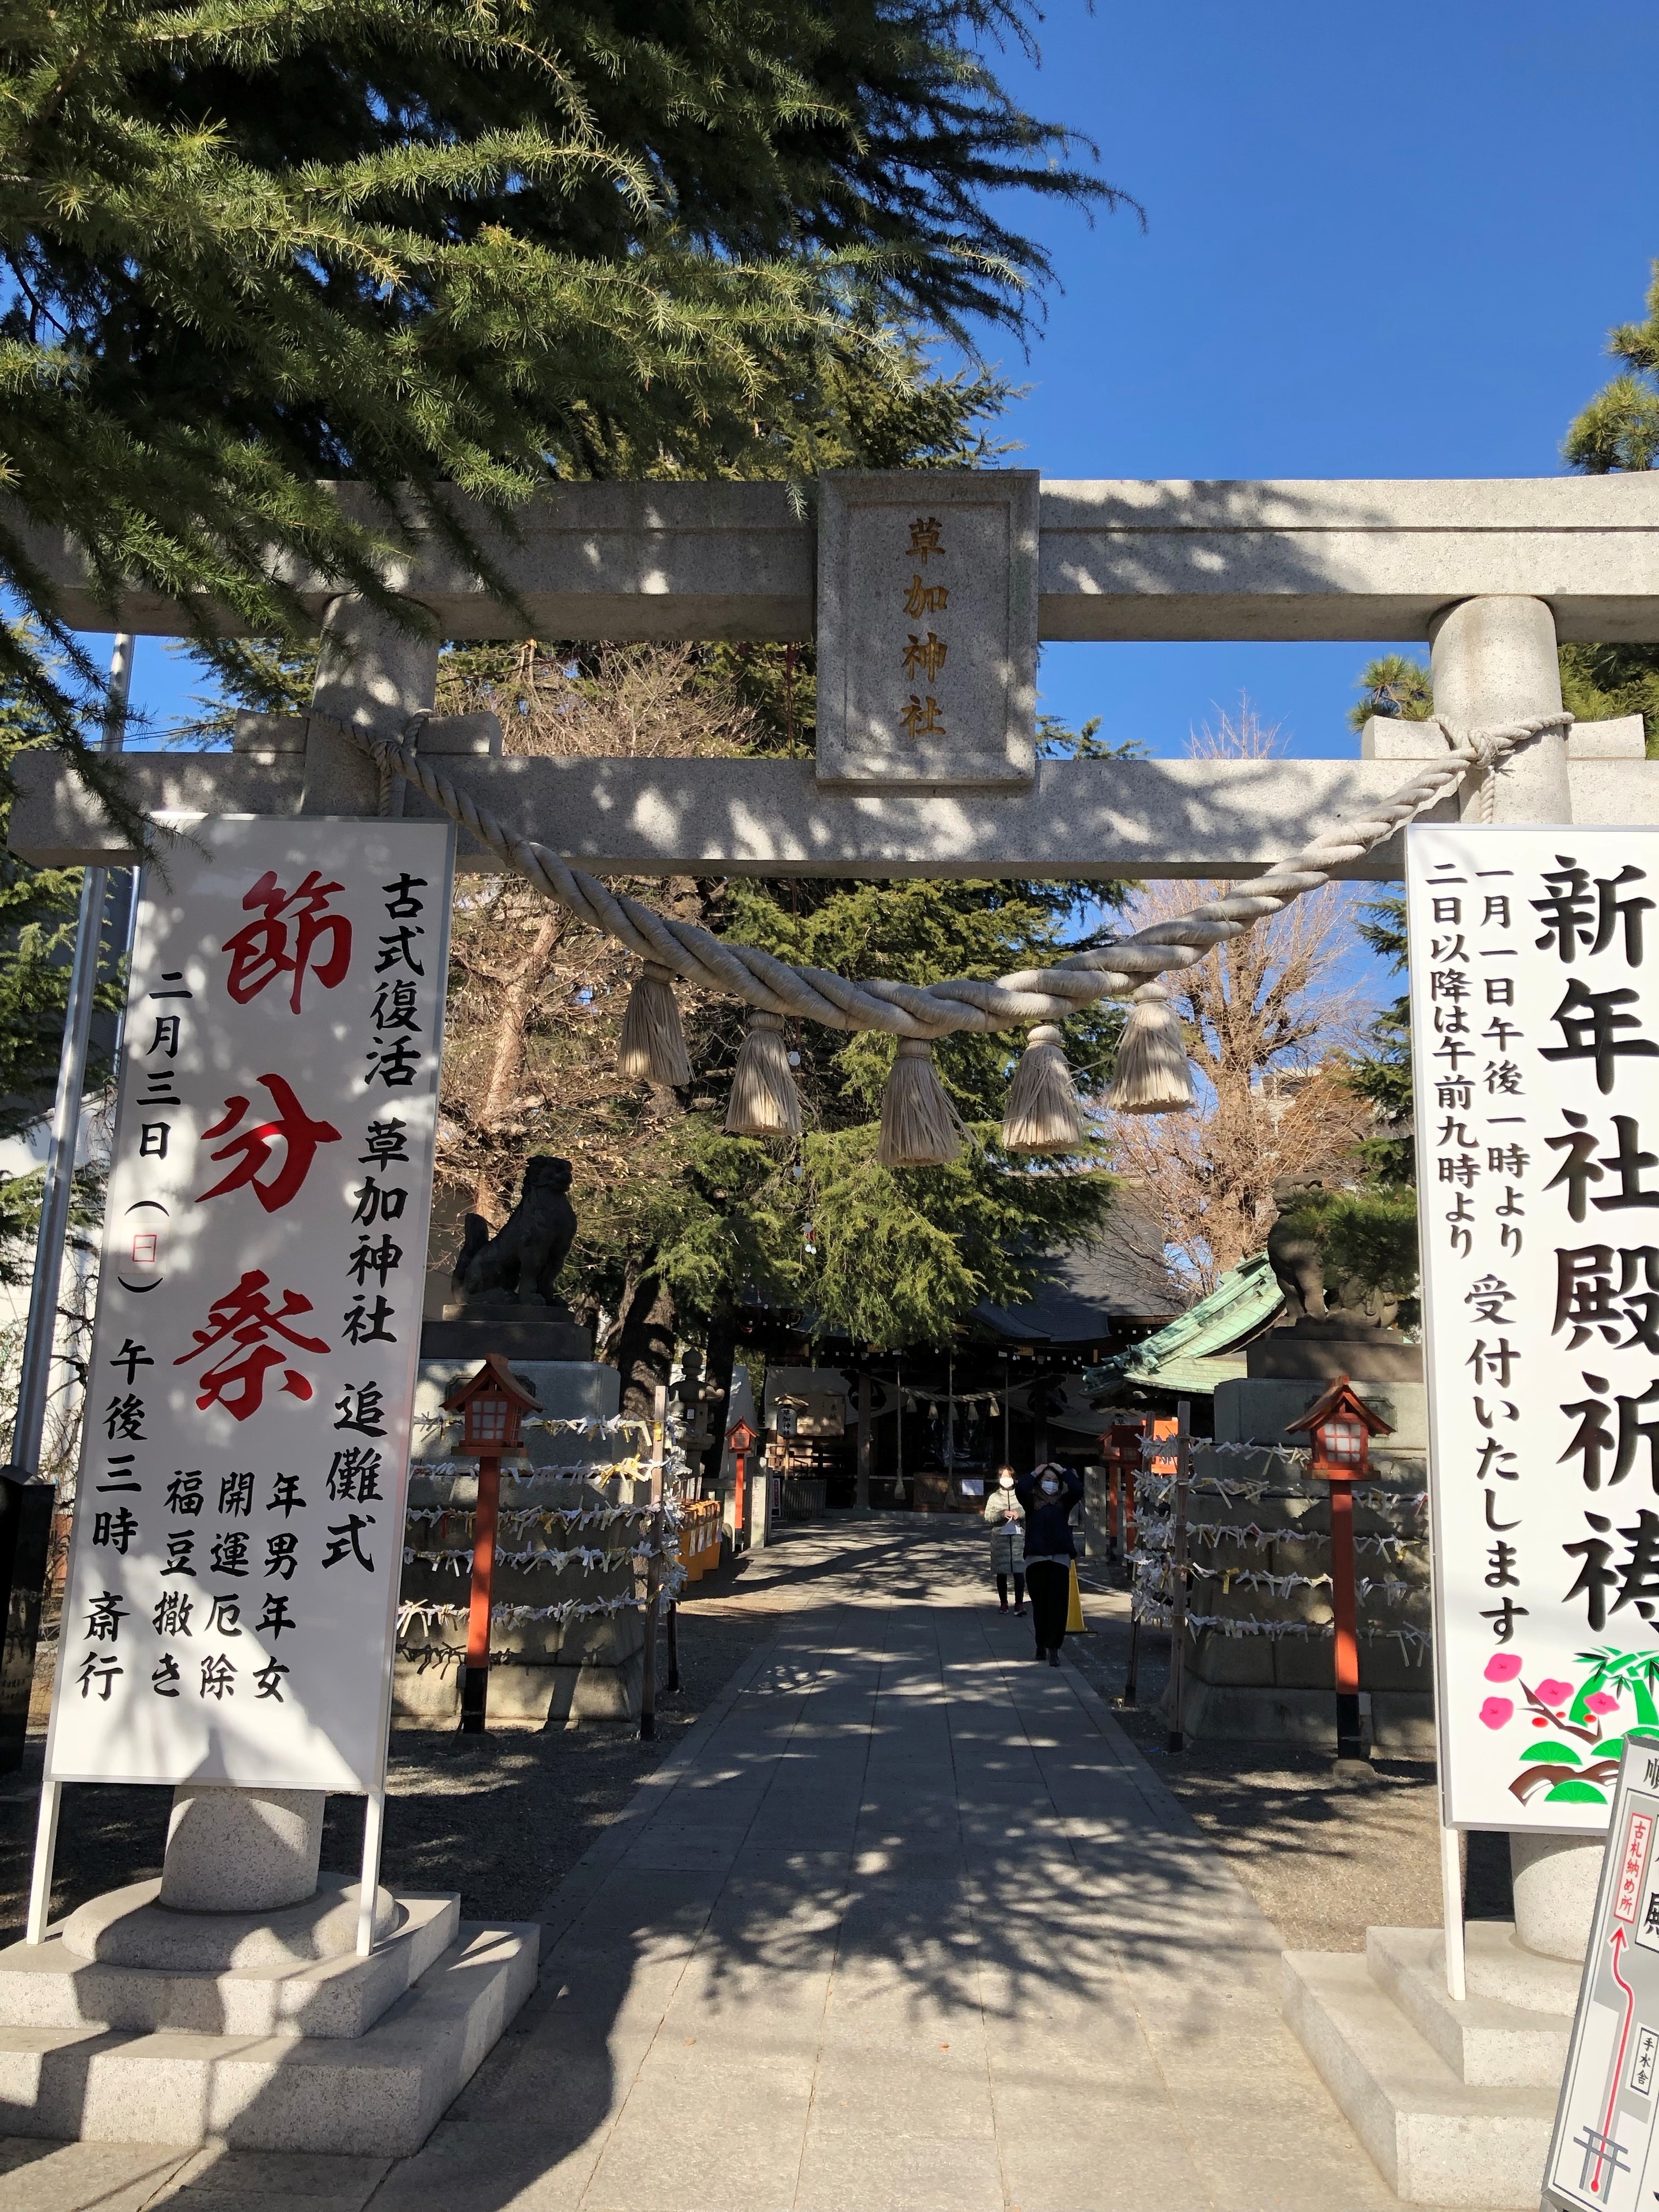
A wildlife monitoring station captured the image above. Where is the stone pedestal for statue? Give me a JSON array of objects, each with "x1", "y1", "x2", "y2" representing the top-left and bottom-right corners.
[
  {"x1": 1213, "y1": 1316, "x2": 1427, "y2": 1450},
  {"x1": 399, "y1": 1359, "x2": 643, "y2": 1725},
  {"x1": 1282, "y1": 597, "x2": 1596, "y2": 2207},
  {"x1": 1194, "y1": 1242, "x2": 1434, "y2": 1748},
  {"x1": 398, "y1": 1155, "x2": 649, "y2": 1726},
  {"x1": 1156, "y1": 1440, "x2": 1433, "y2": 1754},
  {"x1": 421, "y1": 1293, "x2": 592, "y2": 1363}
]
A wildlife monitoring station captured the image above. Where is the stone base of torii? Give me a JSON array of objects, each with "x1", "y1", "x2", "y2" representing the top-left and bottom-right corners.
[{"x1": 7, "y1": 475, "x2": 1659, "y2": 2179}]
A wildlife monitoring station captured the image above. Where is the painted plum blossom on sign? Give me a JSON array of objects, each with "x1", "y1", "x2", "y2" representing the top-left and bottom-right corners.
[{"x1": 1478, "y1": 1646, "x2": 1659, "y2": 1806}]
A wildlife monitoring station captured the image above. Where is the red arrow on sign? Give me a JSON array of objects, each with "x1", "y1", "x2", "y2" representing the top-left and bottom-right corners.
[{"x1": 1593, "y1": 1925, "x2": 1637, "y2": 2198}]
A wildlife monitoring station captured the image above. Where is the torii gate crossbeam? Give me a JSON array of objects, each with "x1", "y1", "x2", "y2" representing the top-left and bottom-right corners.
[{"x1": 11, "y1": 474, "x2": 1659, "y2": 879}]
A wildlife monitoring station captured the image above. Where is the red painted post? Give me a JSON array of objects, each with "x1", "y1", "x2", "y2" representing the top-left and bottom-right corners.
[
  {"x1": 462, "y1": 1448, "x2": 500, "y2": 1733},
  {"x1": 728, "y1": 1419, "x2": 756, "y2": 1549},
  {"x1": 1328, "y1": 1475, "x2": 1361, "y2": 1758}
]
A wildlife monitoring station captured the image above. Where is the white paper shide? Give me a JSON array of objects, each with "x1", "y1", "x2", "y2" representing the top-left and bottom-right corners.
[
  {"x1": 47, "y1": 817, "x2": 453, "y2": 1790},
  {"x1": 1411, "y1": 825, "x2": 1659, "y2": 1833}
]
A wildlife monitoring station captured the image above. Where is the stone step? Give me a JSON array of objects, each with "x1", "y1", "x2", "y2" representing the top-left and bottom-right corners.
[
  {"x1": 0, "y1": 1890, "x2": 459, "y2": 2041},
  {"x1": 1282, "y1": 1948, "x2": 1558, "y2": 2209},
  {"x1": 1366, "y1": 1925, "x2": 1573, "y2": 2089},
  {"x1": 0, "y1": 1920, "x2": 539, "y2": 2156}
]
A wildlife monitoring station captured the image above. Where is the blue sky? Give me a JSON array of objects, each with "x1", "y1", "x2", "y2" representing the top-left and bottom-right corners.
[
  {"x1": 87, "y1": 0, "x2": 1659, "y2": 768},
  {"x1": 970, "y1": 0, "x2": 1659, "y2": 758}
]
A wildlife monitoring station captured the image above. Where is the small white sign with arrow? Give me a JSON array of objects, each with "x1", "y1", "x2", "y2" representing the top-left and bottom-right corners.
[{"x1": 1548, "y1": 1734, "x2": 1659, "y2": 2207}]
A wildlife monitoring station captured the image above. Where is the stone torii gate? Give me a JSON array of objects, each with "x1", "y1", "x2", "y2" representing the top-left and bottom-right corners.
[
  {"x1": 12, "y1": 467, "x2": 1659, "y2": 2185},
  {"x1": 13, "y1": 472, "x2": 1659, "y2": 876}
]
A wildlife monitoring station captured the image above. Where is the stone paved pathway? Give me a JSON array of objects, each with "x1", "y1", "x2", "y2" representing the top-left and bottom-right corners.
[
  {"x1": 0, "y1": 1520, "x2": 1421, "y2": 2212},
  {"x1": 379, "y1": 1520, "x2": 1402, "y2": 2212}
]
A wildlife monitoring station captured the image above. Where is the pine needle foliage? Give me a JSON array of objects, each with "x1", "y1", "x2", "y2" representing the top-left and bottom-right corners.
[
  {"x1": 1346, "y1": 653, "x2": 1433, "y2": 734},
  {"x1": 0, "y1": 0, "x2": 1127, "y2": 759},
  {"x1": 1562, "y1": 257, "x2": 1659, "y2": 749},
  {"x1": 0, "y1": 638, "x2": 115, "y2": 1137},
  {"x1": 0, "y1": 634, "x2": 123, "y2": 1280},
  {"x1": 1564, "y1": 258, "x2": 1659, "y2": 475}
]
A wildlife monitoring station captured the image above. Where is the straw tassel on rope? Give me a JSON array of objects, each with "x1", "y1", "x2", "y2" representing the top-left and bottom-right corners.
[
  {"x1": 725, "y1": 1012, "x2": 803, "y2": 1138},
  {"x1": 1107, "y1": 983, "x2": 1194, "y2": 1114},
  {"x1": 617, "y1": 961, "x2": 692, "y2": 1086},
  {"x1": 878, "y1": 1039, "x2": 964, "y2": 1168},
  {"x1": 1001, "y1": 1024, "x2": 1085, "y2": 1153}
]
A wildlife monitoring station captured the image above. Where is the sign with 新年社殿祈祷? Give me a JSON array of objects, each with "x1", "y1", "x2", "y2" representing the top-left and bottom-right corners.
[
  {"x1": 44, "y1": 816, "x2": 454, "y2": 1791},
  {"x1": 1410, "y1": 825, "x2": 1659, "y2": 1834}
]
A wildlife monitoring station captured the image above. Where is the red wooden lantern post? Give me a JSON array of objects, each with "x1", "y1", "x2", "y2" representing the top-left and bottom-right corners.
[
  {"x1": 1287, "y1": 1375, "x2": 1393, "y2": 1764},
  {"x1": 1104, "y1": 1421, "x2": 1143, "y2": 1578},
  {"x1": 442, "y1": 1355, "x2": 540, "y2": 1734},
  {"x1": 727, "y1": 1418, "x2": 757, "y2": 1550}
]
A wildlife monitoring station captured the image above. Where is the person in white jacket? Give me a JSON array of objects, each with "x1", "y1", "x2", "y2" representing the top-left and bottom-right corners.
[{"x1": 983, "y1": 1465, "x2": 1025, "y2": 1615}]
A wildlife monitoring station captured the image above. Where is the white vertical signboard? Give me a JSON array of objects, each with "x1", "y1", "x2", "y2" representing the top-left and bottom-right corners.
[
  {"x1": 44, "y1": 817, "x2": 454, "y2": 1791},
  {"x1": 1410, "y1": 825, "x2": 1659, "y2": 1834}
]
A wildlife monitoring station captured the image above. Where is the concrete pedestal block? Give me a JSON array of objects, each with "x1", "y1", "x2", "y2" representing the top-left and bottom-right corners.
[
  {"x1": 413, "y1": 1359, "x2": 618, "y2": 1461},
  {"x1": 62, "y1": 1874, "x2": 399, "y2": 1972},
  {"x1": 1213, "y1": 1375, "x2": 1426, "y2": 1448},
  {"x1": 393, "y1": 1647, "x2": 645, "y2": 1727},
  {"x1": 0, "y1": 1891, "x2": 459, "y2": 2040},
  {"x1": 1283, "y1": 1934, "x2": 1560, "y2": 2208},
  {"x1": 1463, "y1": 1922, "x2": 1582, "y2": 2016},
  {"x1": 1510, "y1": 1830, "x2": 1601, "y2": 1962},
  {"x1": 1167, "y1": 1677, "x2": 1437, "y2": 1755},
  {"x1": 1366, "y1": 1926, "x2": 1571, "y2": 2088},
  {"x1": 160, "y1": 1786, "x2": 324, "y2": 1913},
  {"x1": 0, "y1": 1921, "x2": 538, "y2": 2154}
]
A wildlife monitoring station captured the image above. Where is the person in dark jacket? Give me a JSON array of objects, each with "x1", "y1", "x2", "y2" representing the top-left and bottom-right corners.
[{"x1": 1016, "y1": 1462, "x2": 1083, "y2": 1665}]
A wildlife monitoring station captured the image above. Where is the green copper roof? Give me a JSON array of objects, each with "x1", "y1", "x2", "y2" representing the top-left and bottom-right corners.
[{"x1": 1084, "y1": 1251, "x2": 1283, "y2": 1393}]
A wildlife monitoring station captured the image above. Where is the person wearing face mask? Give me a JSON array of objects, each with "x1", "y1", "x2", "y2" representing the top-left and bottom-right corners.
[
  {"x1": 983, "y1": 1464, "x2": 1025, "y2": 1615},
  {"x1": 1016, "y1": 1460, "x2": 1084, "y2": 1665}
]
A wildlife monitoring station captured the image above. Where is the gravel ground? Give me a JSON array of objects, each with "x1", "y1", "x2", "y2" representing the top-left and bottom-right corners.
[
  {"x1": 1062, "y1": 1564, "x2": 1512, "y2": 1953},
  {"x1": 0, "y1": 1563, "x2": 783, "y2": 1938}
]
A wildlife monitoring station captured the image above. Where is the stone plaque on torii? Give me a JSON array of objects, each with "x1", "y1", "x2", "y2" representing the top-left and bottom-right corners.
[{"x1": 10, "y1": 467, "x2": 1659, "y2": 2168}]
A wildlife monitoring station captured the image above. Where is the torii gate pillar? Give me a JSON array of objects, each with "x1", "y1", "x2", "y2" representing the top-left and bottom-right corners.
[{"x1": 1430, "y1": 594, "x2": 1571, "y2": 825}]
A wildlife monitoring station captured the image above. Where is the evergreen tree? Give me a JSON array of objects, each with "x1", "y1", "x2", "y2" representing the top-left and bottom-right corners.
[
  {"x1": 436, "y1": 639, "x2": 1126, "y2": 1380},
  {"x1": 0, "y1": 638, "x2": 120, "y2": 1280},
  {"x1": 1349, "y1": 896, "x2": 1412, "y2": 1185},
  {"x1": 1564, "y1": 258, "x2": 1659, "y2": 474},
  {"x1": 1346, "y1": 654, "x2": 1433, "y2": 733},
  {"x1": 1, "y1": 0, "x2": 1128, "y2": 757},
  {"x1": 1562, "y1": 257, "x2": 1659, "y2": 749}
]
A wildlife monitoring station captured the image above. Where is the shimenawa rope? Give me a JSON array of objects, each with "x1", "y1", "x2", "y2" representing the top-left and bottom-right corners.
[{"x1": 339, "y1": 709, "x2": 1568, "y2": 1037}]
